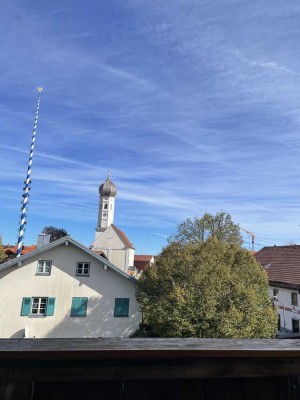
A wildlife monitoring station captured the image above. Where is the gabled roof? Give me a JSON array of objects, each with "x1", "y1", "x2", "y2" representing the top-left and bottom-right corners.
[
  {"x1": 0, "y1": 236, "x2": 136, "y2": 282},
  {"x1": 255, "y1": 245, "x2": 300, "y2": 288},
  {"x1": 111, "y1": 224, "x2": 134, "y2": 249}
]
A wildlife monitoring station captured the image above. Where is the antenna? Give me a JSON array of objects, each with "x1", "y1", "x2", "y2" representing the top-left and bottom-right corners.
[
  {"x1": 240, "y1": 227, "x2": 255, "y2": 252},
  {"x1": 16, "y1": 87, "x2": 43, "y2": 257}
]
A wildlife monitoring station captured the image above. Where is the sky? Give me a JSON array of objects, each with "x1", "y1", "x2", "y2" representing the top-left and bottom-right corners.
[{"x1": 2, "y1": 0, "x2": 300, "y2": 254}]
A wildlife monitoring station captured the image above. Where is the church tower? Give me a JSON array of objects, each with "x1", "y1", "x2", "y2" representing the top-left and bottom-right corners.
[
  {"x1": 95, "y1": 173, "x2": 117, "y2": 239},
  {"x1": 91, "y1": 173, "x2": 135, "y2": 272}
]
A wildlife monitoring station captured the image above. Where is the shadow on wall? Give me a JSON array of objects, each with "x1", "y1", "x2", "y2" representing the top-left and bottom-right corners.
[
  {"x1": 10, "y1": 329, "x2": 25, "y2": 338},
  {"x1": 44, "y1": 296, "x2": 140, "y2": 338}
]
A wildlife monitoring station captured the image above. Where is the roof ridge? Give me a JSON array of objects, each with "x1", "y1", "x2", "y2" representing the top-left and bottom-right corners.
[{"x1": 111, "y1": 224, "x2": 134, "y2": 249}]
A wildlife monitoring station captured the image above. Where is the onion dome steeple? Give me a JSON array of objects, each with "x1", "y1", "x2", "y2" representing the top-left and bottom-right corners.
[{"x1": 99, "y1": 172, "x2": 117, "y2": 198}]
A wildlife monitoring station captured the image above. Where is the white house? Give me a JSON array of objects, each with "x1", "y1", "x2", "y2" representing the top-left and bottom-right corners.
[
  {"x1": 0, "y1": 236, "x2": 141, "y2": 339},
  {"x1": 255, "y1": 245, "x2": 300, "y2": 336},
  {"x1": 91, "y1": 174, "x2": 135, "y2": 272}
]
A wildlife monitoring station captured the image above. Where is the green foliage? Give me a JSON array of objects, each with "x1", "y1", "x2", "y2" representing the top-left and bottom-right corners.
[
  {"x1": 169, "y1": 211, "x2": 242, "y2": 246},
  {"x1": 0, "y1": 236, "x2": 5, "y2": 262},
  {"x1": 136, "y1": 239, "x2": 277, "y2": 338},
  {"x1": 42, "y1": 226, "x2": 69, "y2": 242}
]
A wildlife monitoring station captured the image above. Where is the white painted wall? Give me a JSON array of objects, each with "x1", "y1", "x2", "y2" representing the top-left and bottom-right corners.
[
  {"x1": 0, "y1": 243, "x2": 141, "y2": 339},
  {"x1": 92, "y1": 226, "x2": 134, "y2": 271},
  {"x1": 97, "y1": 196, "x2": 115, "y2": 231},
  {"x1": 269, "y1": 286, "x2": 300, "y2": 334}
]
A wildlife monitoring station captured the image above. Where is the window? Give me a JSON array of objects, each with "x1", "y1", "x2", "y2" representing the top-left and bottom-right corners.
[
  {"x1": 36, "y1": 260, "x2": 52, "y2": 275},
  {"x1": 21, "y1": 297, "x2": 55, "y2": 317},
  {"x1": 71, "y1": 297, "x2": 88, "y2": 317},
  {"x1": 292, "y1": 292, "x2": 298, "y2": 306},
  {"x1": 292, "y1": 319, "x2": 300, "y2": 333},
  {"x1": 114, "y1": 298, "x2": 129, "y2": 317},
  {"x1": 104, "y1": 203, "x2": 108, "y2": 210},
  {"x1": 31, "y1": 297, "x2": 47, "y2": 315},
  {"x1": 76, "y1": 262, "x2": 90, "y2": 276},
  {"x1": 273, "y1": 288, "x2": 279, "y2": 298},
  {"x1": 277, "y1": 314, "x2": 281, "y2": 331}
]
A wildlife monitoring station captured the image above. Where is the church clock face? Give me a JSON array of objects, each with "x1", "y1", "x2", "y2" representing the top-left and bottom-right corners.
[{"x1": 102, "y1": 212, "x2": 107, "y2": 218}]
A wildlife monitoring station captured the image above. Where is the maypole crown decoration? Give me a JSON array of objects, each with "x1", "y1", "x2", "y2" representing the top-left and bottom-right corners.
[{"x1": 16, "y1": 87, "x2": 43, "y2": 257}]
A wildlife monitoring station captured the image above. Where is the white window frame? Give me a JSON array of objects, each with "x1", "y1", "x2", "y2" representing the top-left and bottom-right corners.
[
  {"x1": 36, "y1": 260, "x2": 52, "y2": 275},
  {"x1": 291, "y1": 292, "x2": 298, "y2": 306},
  {"x1": 76, "y1": 262, "x2": 90, "y2": 276},
  {"x1": 31, "y1": 297, "x2": 48, "y2": 316}
]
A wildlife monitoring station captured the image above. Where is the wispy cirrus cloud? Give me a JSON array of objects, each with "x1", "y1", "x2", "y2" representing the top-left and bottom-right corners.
[{"x1": 2, "y1": 0, "x2": 300, "y2": 253}]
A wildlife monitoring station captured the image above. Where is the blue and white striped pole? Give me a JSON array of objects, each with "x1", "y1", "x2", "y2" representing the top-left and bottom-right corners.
[{"x1": 16, "y1": 87, "x2": 43, "y2": 257}]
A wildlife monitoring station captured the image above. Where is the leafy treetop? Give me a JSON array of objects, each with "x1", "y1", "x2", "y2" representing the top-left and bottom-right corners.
[
  {"x1": 42, "y1": 226, "x2": 69, "y2": 242},
  {"x1": 169, "y1": 211, "x2": 243, "y2": 246},
  {"x1": 135, "y1": 238, "x2": 277, "y2": 339}
]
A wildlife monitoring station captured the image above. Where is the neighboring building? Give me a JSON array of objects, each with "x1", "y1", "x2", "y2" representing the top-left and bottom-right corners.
[
  {"x1": 134, "y1": 255, "x2": 155, "y2": 271},
  {"x1": 0, "y1": 236, "x2": 141, "y2": 339},
  {"x1": 128, "y1": 255, "x2": 155, "y2": 277},
  {"x1": 255, "y1": 245, "x2": 300, "y2": 336},
  {"x1": 91, "y1": 174, "x2": 135, "y2": 272},
  {"x1": 2, "y1": 244, "x2": 37, "y2": 262}
]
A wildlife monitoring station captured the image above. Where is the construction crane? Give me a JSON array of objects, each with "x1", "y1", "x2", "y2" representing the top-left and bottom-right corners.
[{"x1": 240, "y1": 227, "x2": 255, "y2": 252}]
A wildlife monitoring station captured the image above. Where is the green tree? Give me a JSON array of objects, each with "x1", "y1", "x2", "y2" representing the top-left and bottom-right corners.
[
  {"x1": 135, "y1": 238, "x2": 277, "y2": 338},
  {"x1": 0, "y1": 236, "x2": 5, "y2": 263},
  {"x1": 42, "y1": 226, "x2": 69, "y2": 242},
  {"x1": 169, "y1": 211, "x2": 242, "y2": 246}
]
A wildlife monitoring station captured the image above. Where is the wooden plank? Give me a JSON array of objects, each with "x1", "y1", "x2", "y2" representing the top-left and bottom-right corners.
[
  {"x1": 30, "y1": 378, "x2": 290, "y2": 400},
  {"x1": 5, "y1": 357, "x2": 300, "y2": 381},
  {"x1": 32, "y1": 381, "x2": 123, "y2": 400},
  {"x1": 0, "y1": 382, "x2": 33, "y2": 400},
  {"x1": 1, "y1": 338, "x2": 300, "y2": 361}
]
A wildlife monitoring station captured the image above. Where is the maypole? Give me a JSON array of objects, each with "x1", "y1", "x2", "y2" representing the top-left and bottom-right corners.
[{"x1": 16, "y1": 87, "x2": 43, "y2": 257}]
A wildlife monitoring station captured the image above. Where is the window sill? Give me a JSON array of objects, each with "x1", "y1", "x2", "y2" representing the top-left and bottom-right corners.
[
  {"x1": 114, "y1": 315, "x2": 129, "y2": 318},
  {"x1": 29, "y1": 315, "x2": 47, "y2": 318},
  {"x1": 35, "y1": 273, "x2": 51, "y2": 276},
  {"x1": 70, "y1": 315, "x2": 87, "y2": 317}
]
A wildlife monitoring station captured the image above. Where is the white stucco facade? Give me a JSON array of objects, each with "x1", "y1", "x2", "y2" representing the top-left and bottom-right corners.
[
  {"x1": 0, "y1": 237, "x2": 141, "y2": 339},
  {"x1": 92, "y1": 225, "x2": 134, "y2": 272},
  {"x1": 269, "y1": 285, "x2": 300, "y2": 335},
  {"x1": 97, "y1": 195, "x2": 115, "y2": 231}
]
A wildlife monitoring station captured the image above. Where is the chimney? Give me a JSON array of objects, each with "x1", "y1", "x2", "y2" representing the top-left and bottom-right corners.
[{"x1": 37, "y1": 233, "x2": 51, "y2": 249}]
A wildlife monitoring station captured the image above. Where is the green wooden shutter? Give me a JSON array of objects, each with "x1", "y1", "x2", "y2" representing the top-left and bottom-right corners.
[
  {"x1": 71, "y1": 297, "x2": 88, "y2": 317},
  {"x1": 114, "y1": 298, "x2": 129, "y2": 317},
  {"x1": 21, "y1": 297, "x2": 31, "y2": 316},
  {"x1": 46, "y1": 298, "x2": 56, "y2": 316}
]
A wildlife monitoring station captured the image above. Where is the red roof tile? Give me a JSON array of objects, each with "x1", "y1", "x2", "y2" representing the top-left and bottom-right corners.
[
  {"x1": 3, "y1": 245, "x2": 37, "y2": 256},
  {"x1": 255, "y1": 245, "x2": 300, "y2": 288},
  {"x1": 111, "y1": 225, "x2": 134, "y2": 249},
  {"x1": 91, "y1": 250, "x2": 108, "y2": 259},
  {"x1": 134, "y1": 255, "x2": 154, "y2": 271},
  {"x1": 134, "y1": 255, "x2": 153, "y2": 262}
]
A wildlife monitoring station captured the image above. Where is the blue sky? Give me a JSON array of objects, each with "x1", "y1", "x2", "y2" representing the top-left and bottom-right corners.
[{"x1": 2, "y1": 0, "x2": 300, "y2": 254}]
